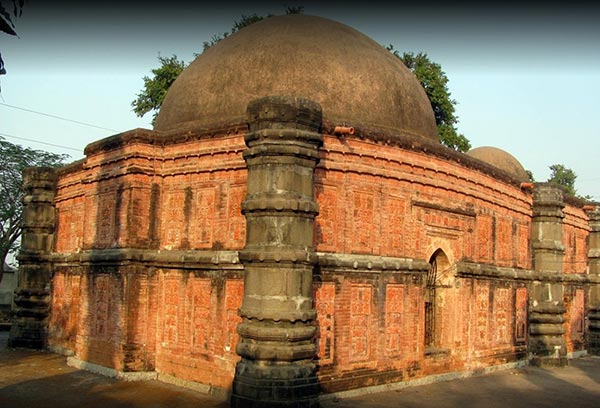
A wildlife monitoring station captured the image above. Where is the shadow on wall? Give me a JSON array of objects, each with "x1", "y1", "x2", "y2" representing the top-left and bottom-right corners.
[{"x1": 75, "y1": 141, "x2": 153, "y2": 373}]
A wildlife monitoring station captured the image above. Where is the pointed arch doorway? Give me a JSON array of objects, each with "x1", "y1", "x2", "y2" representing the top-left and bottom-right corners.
[{"x1": 424, "y1": 249, "x2": 453, "y2": 354}]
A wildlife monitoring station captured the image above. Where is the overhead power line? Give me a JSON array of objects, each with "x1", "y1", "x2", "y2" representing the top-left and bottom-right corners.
[
  {"x1": 0, "y1": 102, "x2": 118, "y2": 132},
  {"x1": 0, "y1": 132, "x2": 82, "y2": 152}
]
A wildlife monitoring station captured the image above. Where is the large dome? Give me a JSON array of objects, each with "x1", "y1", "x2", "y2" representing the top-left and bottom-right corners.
[
  {"x1": 467, "y1": 146, "x2": 530, "y2": 182},
  {"x1": 154, "y1": 14, "x2": 438, "y2": 142}
]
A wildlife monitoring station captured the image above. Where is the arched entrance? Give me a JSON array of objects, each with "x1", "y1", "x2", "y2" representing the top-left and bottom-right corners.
[{"x1": 424, "y1": 249, "x2": 453, "y2": 352}]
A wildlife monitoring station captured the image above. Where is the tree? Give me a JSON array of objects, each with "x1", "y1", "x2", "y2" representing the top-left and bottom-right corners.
[
  {"x1": 547, "y1": 164, "x2": 578, "y2": 197},
  {"x1": 131, "y1": 55, "x2": 186, "y2": 125},
  {"x1": 0, "y1": 0, "x2": 24, "y2": 37},
  {"x1": 526, "y1": 169, "x2": 535, "y2": 182},
  {"x1": 0, "y1": 137, "x2": 68, "y2": 283},
  {"x1": 387, "y1": 47, "x2": 471, "y2": 152},
  {"x1": 0, "y1": 0, "x2": 26, "y2": 84}
]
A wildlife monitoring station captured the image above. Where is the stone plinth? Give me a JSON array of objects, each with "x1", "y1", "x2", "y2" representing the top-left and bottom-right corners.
[
  {"x1": 231, "y1": 96, "x2": 322, "y2": 407},
  {"x1": 9, "y1": 167, "x2": 57, "y2": 348}
]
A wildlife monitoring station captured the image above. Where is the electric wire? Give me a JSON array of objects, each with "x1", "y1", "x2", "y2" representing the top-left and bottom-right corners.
[
  {"x1": 0, "y1": 131, "x2": 82, "y2": 152},
  {"x1": 1, "y1": 102, "x2": 118, "y2": 132}
]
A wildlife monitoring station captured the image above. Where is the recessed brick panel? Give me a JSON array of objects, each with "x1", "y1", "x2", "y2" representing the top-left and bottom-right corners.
[
  {"x1": 569, "y1": 289, "x2": 585, "y2": 341},
  {"x1": 190, "y1": 278, "x2": 211, "y2": 354},
  {"x1": 382, "y1": 196, "x2": 406, "y2": 256},
  {"x1": 315, "y1": 184, "x2": 340, "y2": 251},
  {"x1": 515, "y1": 287, "x2": 528, "y2": 343},
  {"x1": 349, "y1": 284, "x2": 372, "y2": 362},
  {"x1": 190, "y1": 187, "x2": 217, "y2": 248},
  {"x1": 493, "y1": 287, "x2": 511, "y2": 345},
  {"x1": 314, "y1": 281, "x2": 336, "y2": 365},
  {"x1": 385, "y1": 284, "x2": 404, "y2": 356},
  {"x1": 349, "y1": 190, "x2": 377, "y2": 254},
  {"x1": 226, "y1": 185, "x2": 246, "y2": 248},
  {"x1": 224, "y1": 280, "x2": 243, "y2": 355}
]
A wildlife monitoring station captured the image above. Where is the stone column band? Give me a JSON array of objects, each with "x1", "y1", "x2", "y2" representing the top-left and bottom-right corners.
[
  {"x1": 9, "y1": 167, "x2": 58, "y2": 348},
  {"x1": 231, "y1": 96, "x2": 322, "y2": 407}
]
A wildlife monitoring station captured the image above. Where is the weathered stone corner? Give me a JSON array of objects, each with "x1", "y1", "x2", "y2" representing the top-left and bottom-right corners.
[
  {"x1": 231, "y1": 96, "x2": 323, "y2": 408},
  {"x1": 528, "y1": 183, "x2": 567, "y2": 366},
  {"x1": 587, "y1": 207, "x2": 600, "y2": 354},
  {"x1": 9, "y1": 167, "x2": 58, "y2": 349}
]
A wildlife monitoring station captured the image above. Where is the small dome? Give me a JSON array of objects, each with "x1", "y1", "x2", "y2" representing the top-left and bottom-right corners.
[
  {"x1": 154, "y1": 14, "x2": 438, "y2": 143},
  {"x1": 467, "y1": 146, "x2": 529, "y2": 182}
]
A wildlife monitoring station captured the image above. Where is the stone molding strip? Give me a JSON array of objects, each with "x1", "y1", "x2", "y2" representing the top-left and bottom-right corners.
[
  {"x1": 50, "y1": 249, "x2": 242, "y2": 270},
  {"x1": 48, "y1": 249, "x2": 599, "y2": 284},
  {"x1": 317, "y1": 252, "x2": 430, "y2": 273},
  {"x1": 412, "y1": 200, "x2": 477, "y2": 218},
  {"x1": 457, "y1": 261, "x2": 600, "y2": 283}
]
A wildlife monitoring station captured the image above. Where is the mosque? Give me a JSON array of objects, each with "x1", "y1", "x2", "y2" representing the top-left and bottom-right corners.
[{"x1": 9, "y1": 14, "x2": 600, "y2": 407}]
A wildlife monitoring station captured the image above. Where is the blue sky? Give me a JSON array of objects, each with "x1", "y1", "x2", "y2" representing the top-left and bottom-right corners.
[{"x1": 2, "y1": 1, "x2": 599, "y2": 199}]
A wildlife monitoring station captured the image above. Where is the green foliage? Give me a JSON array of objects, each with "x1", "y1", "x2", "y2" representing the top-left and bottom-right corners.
[
  {"x1": 131, "y1": 55, "x2": 186, "y2": 125},
  {"x1": 387, "y1": 46, "x2": 471, "y2": 152},
  {"x1": 1, "y1": 0, "x2": 26, "y2": 80},
  {"x1": 0, "y1": 137, "x2": 67, "y2": 281},
  {"x1": 547, "y1": 163, "x2": 580, "y2": 197},
  {"x1": 0, "y1": 0, "x2": 24, "y2": 37},
  {"x1": 547, "y1": 164, "x2": 576, "y2": 196},
  {"x1": 202, "y1": 14, "x2": 268, "y2": 52},
  {"x1": 526, "y1": 170, "x2": 535, "y2": 182},
  {"x1": 284, "y1": 6, "x2": 304, "y2": 15},
  {"x1": 232, "y1": 13, "x2": 267, "y2": 33}
]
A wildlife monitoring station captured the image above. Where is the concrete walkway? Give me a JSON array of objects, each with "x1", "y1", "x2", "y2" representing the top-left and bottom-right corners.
[{"x1": 1, "y1": 331, "x2": 599, "y2": 407}]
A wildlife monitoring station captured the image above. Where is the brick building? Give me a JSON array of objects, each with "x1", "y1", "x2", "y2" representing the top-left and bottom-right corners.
[{"x1": 9, "y1": 14, "x2": 600, "y2": 407}]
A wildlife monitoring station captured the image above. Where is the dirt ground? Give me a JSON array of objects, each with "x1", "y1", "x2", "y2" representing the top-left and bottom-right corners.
[{"x1": 1, "y1": 331, "x2": 599, "y2": 407}]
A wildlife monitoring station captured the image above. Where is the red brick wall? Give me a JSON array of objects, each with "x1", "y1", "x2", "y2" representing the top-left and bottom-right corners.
[
  {"x1": 154, "y1": 271, "x2": 242, "y2": 388},
  {"x1": 48, "y1": 270, "x2": 81, "y2": 352},
  {"x1": 565, "y1": 287, "x2": 586, "y2": 353},
  {"x1": 54, "y1": 134, "x2": 247, "y2": 253},
  {"x1": 314, "y1": 273, "x2": 528, "y2": 392},
  {"x1": 315, "y1": 136, "x2": 533, "y2": 269},
  {"x1": 74, "y1": 272, "x2": 127, "y2": 370},
  {"x1": 50, "y1": 266, "x2": 243, "y2": 385},
  {"x1": 55, "y1": 134, "x2": 534, "y2": 267},
  {"x1": 49, "y1": 131, "x2": 591, "y2": 394},
  {"x1": 562, "y1": 205, "x2": 589, "y2": 274}
]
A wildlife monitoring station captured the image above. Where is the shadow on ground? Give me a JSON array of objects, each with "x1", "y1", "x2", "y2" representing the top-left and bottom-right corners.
[
  {"x1": 321, "y1": 357, "x2": 600, "y2": 408},
  {"x1": 0, "y1": 332, "x2": 227, "y2": 408},
  {"x1": 2, "y1": 330, "x2": 600, "y2": 408}
]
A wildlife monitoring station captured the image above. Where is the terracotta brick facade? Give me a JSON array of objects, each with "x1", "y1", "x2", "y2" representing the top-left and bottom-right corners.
[{"x1": 40, "y1": 125, "x2": 598, "y2": 396}]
